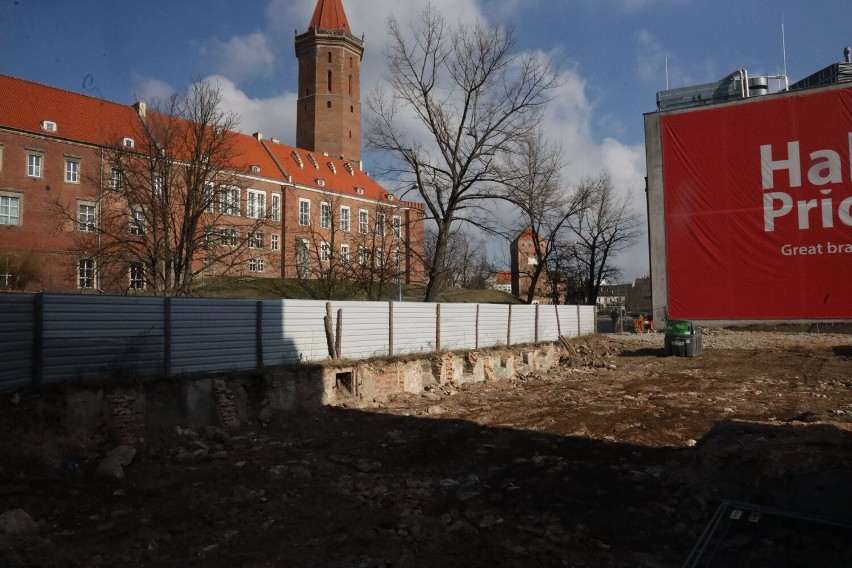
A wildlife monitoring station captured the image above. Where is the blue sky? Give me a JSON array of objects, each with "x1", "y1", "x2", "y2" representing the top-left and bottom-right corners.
[{"x1": 1, "y1": 0, "x2": 849, "y2": 279}]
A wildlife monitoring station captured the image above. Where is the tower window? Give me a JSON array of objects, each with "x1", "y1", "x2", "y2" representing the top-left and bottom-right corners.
[
  {"x1": 350, "y1": 105, "x2": 354, "y2": 113},
  {"x1": 328, "y1": 52, "x2": 332, "y2": 63},
  {"x1": 327, "y1": 70, "x2": 332, "y2": 92},
  {"x1": 349, "y1": 75, "x2": 352, "y2": 95},
  {"x1": 327, "y1": 101, "x2": 332, "y2": 109}
]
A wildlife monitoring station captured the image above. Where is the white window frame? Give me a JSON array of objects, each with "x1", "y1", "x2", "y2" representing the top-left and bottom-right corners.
[
  {"x1": 249, "y1": 232, "x2": 264, "y2": 249},
  {"x1": 320, "y1": 202, "x2": 331, "y2": 229},
  {"x1": 249, "y1": 258, "x2": 265, "y2": 273},
  {"x1": 0, "y1": 194, "x2": 21, "y2": 226},
  {"x1": 220, "y1": 227, "x2": 238, "y2": 246},
  {"x1": 110, "y1": 167, "x2": 122, "y2": 189},
  {"x1": 393, "y1": 215, "x2": 402, "y2": 239},
  {"x1": 220, "y1": 186, "x2": 240, "y2": 216},
  {"x1": 247, "y1": 189, "x2": 266, "y2": 219},
  {"x1": 359, "y1": 209, "x2": 368, "y2": 234},
  {"x1": 27, "y1": 153, "x2": 42, "y2": 178},
  {"x1": 340, "y1": 206, "x2": 350, "y2": 232},
  {"x1": 296, "y1": 238, "x2": 310, "y2": 277},
  {"x1": 321, "y1": 241, "x2": 331, "y2": 262},
  {"x1": 78, "y1": 259, "x2": 96, "y2": 289},
  {"x1": 376, "y1": 212, "x2": 386, "y2": 236},
  {"x1": 203, "y1": 183, "x2": 215, "y2": 212},
  {"x1": 299, "y1": 198, "x2": 310, "y2": 226},
  {"x1": 129, "y1": 262, "x2": 145, "y2": 290},
  {"x1": 271, "y1": 193, "x2": 281, "y2": 222},
  {"x1": 271, "y1": 234, "x2": 280, "y2": 251},
  {"x1": 65, "y1": 159, "x2": 80, "y2": 183},
  {"x1": 340, "y1": 243, "x2": 350, "y2": 263},
  {"x1": 78, "y1": 203, "x2": 97, "y2": 232},
  {"x1": 130, "y1": 208, "x2": 145, "y2": 236},
  {"x1": 358, "y1": 246, "x2": 368, "y2": 266}
]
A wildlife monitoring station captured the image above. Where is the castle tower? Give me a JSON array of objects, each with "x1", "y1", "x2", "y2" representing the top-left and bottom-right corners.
[{"x1": 295, "y1": 0, "x2": 364, "y2": 163}]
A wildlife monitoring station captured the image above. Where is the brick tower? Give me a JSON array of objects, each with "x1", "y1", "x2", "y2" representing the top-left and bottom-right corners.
[{"x1": 295, "y1": 0, "x2": 364, "y2": 164}]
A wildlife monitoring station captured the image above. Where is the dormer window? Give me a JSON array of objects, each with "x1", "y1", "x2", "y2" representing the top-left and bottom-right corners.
[
  {"x1": 344, "y1": 163, "x2": 355, "y2": 176},
  {"x1": 355, "y1": 187, "x2": 364, "y2": 195},
  {"x1": 251, "y1": 164, "x2": 261, "y2": 173},
  {"x1": 41, "y1": 120, "x2": 57, "y2": 133},
  {"x1": 122, "y1": 137, "x2": 135, "y2": 149},
  {"x1": 291, "y1": 151, "x2": 304, "y2": 168},
  {"x1": 307, "y1": 153, "x2": 319, "y2": 169},
  {"x1": 387, "y1": 195, "x2": 395, "y2": 201},
  {"x1": 316, "y1": 178, "x2": 325, "y2": 187},
  {"x1": 327, "y1": 162, "x2": 336, "y2": 174}
]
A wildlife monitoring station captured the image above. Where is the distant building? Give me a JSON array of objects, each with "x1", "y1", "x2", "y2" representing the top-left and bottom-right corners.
[
  {"x1": 510, "y1": 228, "x2": 550, "y2": 303},
  {"x1": 489, "y1": 270, "x2": 512, "y2": 293}
]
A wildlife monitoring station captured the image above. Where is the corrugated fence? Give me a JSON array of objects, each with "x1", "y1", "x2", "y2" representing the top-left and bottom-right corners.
[{"x1": 0, "y1": 293, "x2": 596, "y2": 392}]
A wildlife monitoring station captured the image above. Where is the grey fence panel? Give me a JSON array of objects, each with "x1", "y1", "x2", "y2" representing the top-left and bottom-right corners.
[
  {"x1": 538, "y1": 305, "x2": 560, "y2": 342},
  {"x1": 170, "y1": 298, "x2": 257, "y2": 375},
  {"x1": 0, "y1": 294, "x2": 35, "y2": 390},
  {"x1": 477, "y1": 304, "x2": 510, "y2": 348},
  {"x1": 392, "y1": 302, "x2": 437, "y2": 355},
  {"x1": 557, "y1": 305, "x2": 580, "y2": 338},
  {"x1": 263, "y1": 299, "x2": 328, "y2": 365},
  {"x1": 510, "y1": 305, "x2": 537, "y2": 345},
  {"x1": 331, "y1": 301, "x2": 391, "y2": 360},
  {"x1": 41, "y1": 294, "x2": 164, "y2": 383},
  {"x1": 440, "y1": 303, "x2": 478, "y2": 351}
]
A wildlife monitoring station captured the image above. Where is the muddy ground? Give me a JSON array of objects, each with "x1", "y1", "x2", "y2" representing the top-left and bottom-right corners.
[{"x1": 2, "y1": 329, "x2": 852, "y2": 567}]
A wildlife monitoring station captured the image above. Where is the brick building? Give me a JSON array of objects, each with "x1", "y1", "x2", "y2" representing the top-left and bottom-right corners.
[
  {"x1": 0, "y1": 0, "x2": 425, "y2": 294},
  {"x1": 510, "y1": 228, "x2": 551, "y2": 303}
]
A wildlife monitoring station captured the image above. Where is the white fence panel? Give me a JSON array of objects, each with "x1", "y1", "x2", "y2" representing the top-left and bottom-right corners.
[
  {"x1": 478, "y1": 304, "x2": 510, "y2": 348},
  {"x1": 557, "y1": 305, "x2": 580, "y2": 338},
  {"x1": 510, "y1": 305, "x2": 537, "y2": 345},
  {"x1": 332, "y1": 301, "x2": 391, "y2": 360},
  {"x1": 264, "y1": 300, "x2": 328, "y2": 364},
  {"x1": 0, "y1": 294, "x2": 34, "y2": 390},
  {"x1": 538, "y1": 305, "x2": 561, "y2": 342},
  {"x1": 440, "y1": 303, "x2": 479, "y2": 351},
  {"x1": 579, "y1": 305, "x2": 596, "y2": 336},
  {"x1": 170, "y1": 298, "x2": 256, "y2": 375},
  {"x1": 42, "y1": 295, "x2": 164, "y2": 383},
  {"x1": 392, "y1": 302, "x2": 437, "y2": 355}
]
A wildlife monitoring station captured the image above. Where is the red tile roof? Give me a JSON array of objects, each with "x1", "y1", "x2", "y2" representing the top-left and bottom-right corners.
[
  {"x1": 309, "y1": 0, "x2": 351, "y2": 33},
  {"x1": 0, "y1": 74, "x2": 140, "y2": 145},
  {"x1": 495, "y1": 270, "x2": 512, "y2": 284}
]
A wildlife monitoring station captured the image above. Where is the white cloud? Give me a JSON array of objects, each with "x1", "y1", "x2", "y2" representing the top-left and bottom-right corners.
[
  {"x1": 209, "y1": 75, "x2": 298, "y2": 143},
  {"x1": 201, "y1": 32, "x2": 277, "y2": 82},
  {"x1": 130, "y1": 75, "x2": 175, "y2": 104}
]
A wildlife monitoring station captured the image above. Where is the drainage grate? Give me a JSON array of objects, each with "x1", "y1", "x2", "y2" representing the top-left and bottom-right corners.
[{"x1": 682, "y1": 501, "x2": 852, "y2": 567}]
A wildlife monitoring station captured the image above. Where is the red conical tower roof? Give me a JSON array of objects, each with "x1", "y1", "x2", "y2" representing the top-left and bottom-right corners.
[{"x1": 309, "y1": 0, "x2": 351, "y2": 33}]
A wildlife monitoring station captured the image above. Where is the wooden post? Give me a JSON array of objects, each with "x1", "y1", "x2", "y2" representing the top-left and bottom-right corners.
[
  {"x1": 388, "y1": 302, "x2": 394, "y2": 357},
  {"x1": 164, "y1": 297, "x2": 172, "y2": 377},
  {"x1": 32, "y1": 293, "x2": 44, "y2": 387},
  {"x1": 256, "y1": 301, "x2": 264, "y2": 369},
  {"x1": 507, "y1": 304, "x2": 512, "y2": 346},
  {"x1": 534, "y1": 303, "x2": 540, "y2": 344},
  {"x1": 576, "y1": 304, "x2": 582, "y2": 337},
  {"x1": 554, "y1": 304, "x2": 562, "y2": 339},
  {"x1": 324, "y1": 302, "x2": 337, "y2": 359},
  {"x1": 335, "y1": 308, "x2": 343, "y2": 359},
  {"x1": 436, "y1": 303, "x2": 441, "y2": 353},
  {"x1": 475, "y1": 304, "x2": 480, "y2": 350}
]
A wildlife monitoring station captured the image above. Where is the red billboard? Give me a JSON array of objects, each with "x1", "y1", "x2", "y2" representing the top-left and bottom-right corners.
[{"x1": 662, "y1": 87, "x2": 852, "y2": 319}]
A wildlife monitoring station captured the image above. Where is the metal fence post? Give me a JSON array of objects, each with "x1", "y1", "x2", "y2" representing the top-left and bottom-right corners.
[
  {"x1": 256, "y1": 300, "x2": 264, "y2": 370},
  {"x1": 32, "y1": 293, "x2": 44, "y2": 387},
  {"x1": 164, "y1": 297, "x2": 172, "y2": 378}
]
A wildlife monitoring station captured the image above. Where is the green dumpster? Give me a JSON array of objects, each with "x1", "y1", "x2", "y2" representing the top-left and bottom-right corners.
[{"x1": 664, "y1": 320, "x2": 703, "y2": 357}]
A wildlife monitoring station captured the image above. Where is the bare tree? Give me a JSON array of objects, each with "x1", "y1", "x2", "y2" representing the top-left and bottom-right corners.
[
  {"x1": 349, "y1": 204, "x2": 406, "y2": 300},
  {"x1": 0, "y1": 249, "x2": 41, "y2": 291},
  {"x1": 424, "y1": 227, "x2": 491, "y2": 290},
  {"x1": 52, "y1": 81, "x2": 271, "y2": 296},
  {"x1": 498, "y1": 130, "x2": 590, "y2": 303},
  {"x1": 367, "y1": 4, "x2": 561, "y2": 301},
  {"x1": 560, "y1": 170, "x2": 643, "y2": 305}
]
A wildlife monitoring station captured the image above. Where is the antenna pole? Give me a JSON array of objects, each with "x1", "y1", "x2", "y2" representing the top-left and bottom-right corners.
[
  {"x1": 781, "y1": 20, "x2": 789, "y2": 91},
  {"x1": 665, "y1": 54, "x2": 669, "y2": 90}
]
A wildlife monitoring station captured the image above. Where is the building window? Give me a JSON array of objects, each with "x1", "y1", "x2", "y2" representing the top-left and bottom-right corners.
[
  {"x1": 376, "y1": 212, "x2": 386, "y2": 236},
  {"x1": 395, "y1": 246, "x2": 402, "y2": 269},
  {"x1": 220, "y1": 228, "x2": 238, "y2": 246},
  {"x1": 271, "y1": 194, "x2": 281, "y2": 222},
  {"x1": 327, "y1": 69, "x2": 332, "y2": 92},
  {"x1": 78, "y1": 203, "x2": 96, "y2": 232},
  {"x1": 27, "y1": 154, "x2": 42, "y2": 178},
  {"x1": 130, "y1": 209, "x2": 145, "y2": 236},
  {"x1": 349, "y1": 75, "x2": 352, "y2": 96},
  {"x1": 340, "y1": 244, "x2": 350, "y2": 263},
  {"x1": 152, "y1": 174, "x2": 164, "y2": 196},
  {"x1": 299, "y1": 199, "x2": 310, "y2": 226},
  {"x1": 203, "y1": 183, "x2": 215, "y2": 213},
  {"x1": 327, "y1": 101, "x2": 332, "y2": 109},
  {"x1": 393, "y1": 215, "x2": 402, "y2": 239},
  {"x1": 249, "y1": 232, "x2": 264, "y2": 249},
  {"x1": 359, "y1": 209, "x2": 368, "y2": 234},
  {"x1": 321, "y1": 241, "x2": 330, "y2": 262},
  {"x1": 376, "y1": 250, "x2": 384, "y2": 269},
  {"x1": 0, "y1": 195, "x2": 21, "y2": 226},
  {"x1": 129, "y1": 262, "x2": 145, "y2": 290},
  {"x1": 247, "y1": 189, "x2": 266, "y2": 218},
  {"x1": 271, "y1": 234, "x2": 280, "y2": 251},
  {"x1": 249, "y1": 258, "x2": 265, "y2": 273},
  {"x1": 221, "y1": 187, "x2": 240, "y2": 216},
  {"x1": 358, "y1": 246, "x2": 368, "y2": 266},
  {"x1": 110, "y1": 167, "x2": 122, "y2": 189},
  {"x1": 340, "y1": 206, "x2": 350, "y2": 232},
  {"x1": 328, "y1": 51, "x2": 332, "y2": 63},
  {"x1": 320, "y1": 202, "x2": 331, "y2": 229},
  {"x1": 65, "y1": 159, "x2": 80, "y2": 183},
  {"x1": 296, "y1": 239, "x2": 310, "y2": 278},
  {"x1": 78, "y1": 259, "x2": 95, "y2": 289}
]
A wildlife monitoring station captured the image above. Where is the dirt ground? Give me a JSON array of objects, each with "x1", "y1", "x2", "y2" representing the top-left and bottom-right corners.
[{"x1": 2, "y1": 329, "x2": 852, "y2": 567}]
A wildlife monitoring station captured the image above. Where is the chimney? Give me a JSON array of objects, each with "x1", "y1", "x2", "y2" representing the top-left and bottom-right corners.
[
  {"x1": 133, "y1": 101, "x2": 146, "y2": 118},
  {"x1": 845, "y1": 47, "x2": 851, "y2": 63},
  {"x1": 271, "y1": 137, "x2": 280, "y2": 144},
  {"x1": 253, "y1": 132, "x2": 263, "y2": 141}
]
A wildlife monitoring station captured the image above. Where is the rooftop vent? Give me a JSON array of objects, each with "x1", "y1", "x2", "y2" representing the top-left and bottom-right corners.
[
  {"x1": 307, "y1": 153, "x2": 319, "y2": 169},
  {"x1": 344, "y1": 162, "x2": 355, "y2": 176},
  {"x1": 291, "y1": 151, "x2": 304, "y2": 168},
  {"x1": 253, "y1": 132, "x2": 263, "y2": 140},
  {"x1": 328, "y1": 162, "x2": 336, "y2": 174}
]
